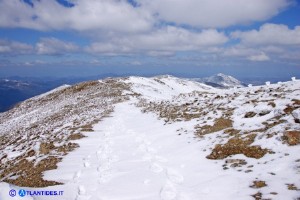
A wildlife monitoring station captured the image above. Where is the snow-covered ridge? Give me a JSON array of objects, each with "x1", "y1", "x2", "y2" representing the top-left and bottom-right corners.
[
  {"x1": 125, "y1": 75, "x2": 215, "y2": 100},
  {"x1": 0, "y1": 76, "x2": 300, "y2": 200},
  {"x1": 192, "y1": 73, "x2": 245, "y2": 88}
]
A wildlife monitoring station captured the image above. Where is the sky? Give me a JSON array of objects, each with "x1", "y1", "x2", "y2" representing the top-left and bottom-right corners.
[{"x1": 0, "y1": 0, "x2": 300, "y2": 79}]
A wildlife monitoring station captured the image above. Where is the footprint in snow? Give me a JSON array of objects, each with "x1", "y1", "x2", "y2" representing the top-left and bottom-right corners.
[
  {"x1": 166, "y1": 169, "x2": 184, "y2": 184},
  {"x1": 135, "y1": 136, "x2": 144, "y2": 143},
  {"x1": 78, "y1": 185, "x2": 86, "y2": 195},
  {"x1": 111, "y1": 155, "x2": 119, "y2": 162},
  {"x1": 155, "y1": 155, "x2": 168, "y2": 163},
  {"x1": 138, "y1": 144, "x2": 147, "y2": 152},
  {"x1": 76, "y1": 195, "x2": 91, "y2": 200},
  {"x1": 144, "y1": 179, "x2": 151, "y2": 185},
  {"x1": 76, "y1": 186, "x2": 91, "y2": 200},
  {"x1": 146, "y1": 147, "x2": 157, "y2": 153},
  {"x1": 98, "y1": 173, "x2": 112, "y2": 183},
  {"x1": 150, "y1": 163, "x2": 164, "y2": 173},
  {"x1": 84, "y1": 161, "x2": 90, "y2": 168},
  {"x1": 96, "y1": 150, "x2": 102, "y2": 157},
  {"x1": 160, "y1": 182, "x2": 178, "y2": 200},
  {"x1": 142, "y1": 153, "x2": 152, "y2": 161},
  {"x1": 73, "y1": 170, "x2": 81, "y2": 181}
]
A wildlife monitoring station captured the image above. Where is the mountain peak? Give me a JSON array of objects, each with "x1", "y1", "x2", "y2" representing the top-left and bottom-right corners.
[
  {"x1": 192, "y1": 73, "x2": 244, "y2": 88},
  {"x1": 216, "y1": 73, "x2": 226, "y2": 76}
]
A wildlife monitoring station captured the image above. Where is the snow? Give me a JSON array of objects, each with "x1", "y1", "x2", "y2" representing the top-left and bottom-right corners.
[
  {"x1": 37, "y1": 102, "x2": 253, "y2": 200},
  {"x1": 192, "y1": 73, "x2": 245, "y2": 88},
  {"x1": 125, "y1": 76, "x2": 214, "y2": 100},
  {"x1": 292, "y1": 109, "x2": 300, "y2": 121},
  {"x1": 0, "y1": 101, "x2": 297, "y2": 199},
  {"x1": 1, "y1": 76, "x2": 300, "y2": 200}
]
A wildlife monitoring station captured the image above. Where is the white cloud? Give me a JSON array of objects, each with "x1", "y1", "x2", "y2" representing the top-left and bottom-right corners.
[
  {"x1": 85, "y1": 26, "x2": 228, "y2": 55},
  {"x1": 247, "y1": 52, "x2": 270, "y2": 61},
  {"x1": 130, "y1": 61, "x2": 142, "y2": 66},
  {"x1": 232, "y1": 23, "x2": 300, "y2": 45},
  {"x1": 0, "y1": 0, "x2": 292, "y2": 33},
  {"x1": 279, "y1": 51, "x2": 300, "y2": 60},
  {"x1": 36, "y1": 37, "x2": 79, "y2": 55},
  {"x1": 0, "y1": 40, "x2": 33, "y2": 54},
  {"x1": 223, "y1": 46, "x2": 257, "y2": 57},
  {"x1": 222, "y1": 45, "x2": 274, "y2": 62},
  {"x1": 0, "y1": 0, "x2": 153, "y2": 33},
  {"x1": 137, "y1": 0, "x2": 291, "y2": 28}
]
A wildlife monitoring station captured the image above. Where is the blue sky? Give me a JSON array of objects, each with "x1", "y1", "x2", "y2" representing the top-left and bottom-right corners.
[{"x1": 0, "y1": 0, "x2": 299, "y2": 79}]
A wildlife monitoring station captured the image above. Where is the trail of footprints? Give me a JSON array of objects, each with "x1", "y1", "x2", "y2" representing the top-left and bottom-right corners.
[
  {"x1": 74, "y1": 119, "x2": 187, "y2": 200},
  {"x1": 132, "y1": 130, "x2": 186, "y2": 200},
  {"x1": 75, "y1": 128, "x2": 116, "y2": 200}
]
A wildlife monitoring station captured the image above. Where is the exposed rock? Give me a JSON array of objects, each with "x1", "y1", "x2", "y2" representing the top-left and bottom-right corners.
[
  {"x1": 286, "y1": 183, "x2": 300, "y2": 191},
  {"x1": 283, "y1": 131, "x2": 300, "y2": 145},
  {"x1": 258, "y1": 110, "x2": 271, "y2": 116},
  {"x1": 244, "y1": 112, "x2": 256, "y2": 118},
  {"x1": 251, "y1": 192, "x2": 262, "y2": 200},
  {"x1": 250, "y1": 180, "x2": 267, "y2": 188},
  {"x1": 225, "y1": 159, "x2": 247, "y2": 167}
]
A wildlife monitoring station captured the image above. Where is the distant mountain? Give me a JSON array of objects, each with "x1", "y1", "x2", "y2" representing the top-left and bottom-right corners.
[
  {"x1": 191, "y1": 73, "x2": 246, "y2": 88},
  {"x1": 0, "y1": 79, "x2": 46, "y2": 112}
]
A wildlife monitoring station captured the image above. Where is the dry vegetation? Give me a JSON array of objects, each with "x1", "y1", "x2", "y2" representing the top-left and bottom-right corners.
[
  {"x1": 195, "y1": 118, "x2": 232, "y2": 137},
  {"x1": 1, "y1": 76, "x2": 300, "y2": 199},
  {"x1": 0, "y1": 78, "x2": 133, "y2": 187},
  {"x1": 207, "y1": 134, "x2": 269, "y2": 159},
  {"x1": 137, "y1": 83, "x2": 300, "y2": 162},
  {"x1": 250, "y1": 180, "x2": 267, "y2": 188}
]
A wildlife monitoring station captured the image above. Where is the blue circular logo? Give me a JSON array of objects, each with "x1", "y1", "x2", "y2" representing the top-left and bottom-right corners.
[
  {"x1": 9, "y1": 189, "x2": 16, "y2": 197},
  {"x1": 18, "y1": 189, "x2": 26, "y2": 197}
]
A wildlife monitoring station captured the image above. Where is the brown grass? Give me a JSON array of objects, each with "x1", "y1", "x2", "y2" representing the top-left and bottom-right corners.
[
  {"x1": 207, "y1": 134, "x2": 269, "y2": 159},
  {"x1": 292, "y1": 99, "x2": 300, "y2": 105},
  {"x1": 284, "y1": 103, "x2": 300, "y2": 114},
  {"x1": 286, "y1": 183, "x2": 299, "y2": 191},
  {"x1": 196, "y1": 118, "x2": 232, "y2": 137},
  {"x1": 223, "y1": 128, "x2": 240, "y2": 136},
  {"x1": 282, "y1": 131, "x2": 300, "y2": 146},
  {"x1": 1, "y1": 156, "x2": 62, "y2": 187},
  {"x1": 250, "y1": 180, "x2": 267, "y2": 188},
  {"x1": 68, "y1": 133, "x2": 86, "y2": 141},
  {"x1": 0, "y1": 78, "x2": 132, "y2": 187}
]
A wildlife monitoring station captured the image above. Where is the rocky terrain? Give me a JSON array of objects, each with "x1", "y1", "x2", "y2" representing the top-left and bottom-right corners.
[{"x1": 0, "y1": 75, "x2": 299, "y2": 200}]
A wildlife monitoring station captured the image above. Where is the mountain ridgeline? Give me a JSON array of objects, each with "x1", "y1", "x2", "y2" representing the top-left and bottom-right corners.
[{"x1": 0, "y1": 75, "x2": 299, "y2": 199}]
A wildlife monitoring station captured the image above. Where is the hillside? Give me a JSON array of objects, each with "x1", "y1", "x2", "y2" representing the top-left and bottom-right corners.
[{"x1": 0, "y1": 76, "x2": 299, "y2": 200}]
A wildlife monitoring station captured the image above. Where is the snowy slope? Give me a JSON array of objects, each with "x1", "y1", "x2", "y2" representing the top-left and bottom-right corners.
[
  {"x1": 0, "y1": 76, "x2": 300, "y2": 200},
  {"x1": 192, "y1": 73, "x2": 245, "y2": 88}
]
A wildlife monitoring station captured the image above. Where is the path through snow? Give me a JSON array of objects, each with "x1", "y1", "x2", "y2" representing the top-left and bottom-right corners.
[{"x1": 3, "y1": 101, "x2": 254, "y2": 200}]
